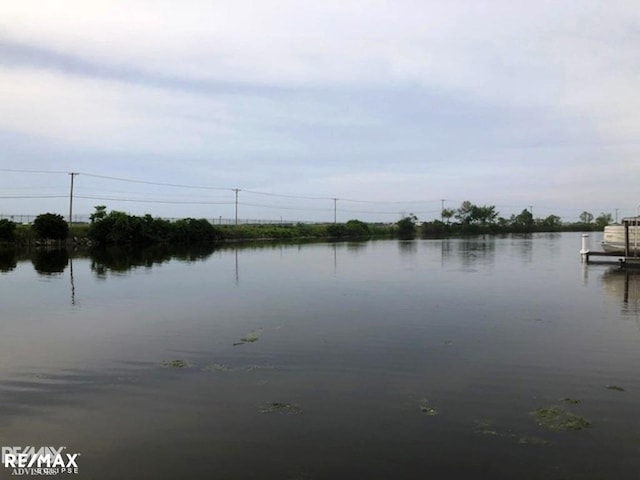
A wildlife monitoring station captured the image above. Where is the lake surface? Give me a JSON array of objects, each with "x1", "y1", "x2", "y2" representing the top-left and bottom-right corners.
[{"x1": 1, "y1": 233, "x2": 640, "y2": 479}]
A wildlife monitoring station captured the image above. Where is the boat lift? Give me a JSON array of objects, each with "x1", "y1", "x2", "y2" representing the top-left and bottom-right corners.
[{"x1": 582, "y1": 217, "x2": 640, "y2": 267}]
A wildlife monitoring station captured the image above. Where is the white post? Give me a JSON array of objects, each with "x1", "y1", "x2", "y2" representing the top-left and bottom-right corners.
[{"x1": 580, "y1": 233, "x2": 590, "y2": 260}]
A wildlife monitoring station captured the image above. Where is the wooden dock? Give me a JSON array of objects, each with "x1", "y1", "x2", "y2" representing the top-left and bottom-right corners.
[{"x1": 585, "y1": 251, "x2": 640, "y2": 267}]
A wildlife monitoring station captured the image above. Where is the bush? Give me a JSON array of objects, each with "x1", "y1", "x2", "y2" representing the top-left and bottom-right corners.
[
  {"x1": 0, "y1": 219, "x2": 16, "y2": 241},
  {"x1": 32, "y1": 213, "x2": 68, "y2": 240},
  {"x1": 396, "y1": 215, "x2": 417, "y2": 238}
]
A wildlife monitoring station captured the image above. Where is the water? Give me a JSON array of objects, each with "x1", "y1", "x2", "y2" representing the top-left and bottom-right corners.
[{"x1": 1, "y1": 233, "x2": 639, "y2": 479}]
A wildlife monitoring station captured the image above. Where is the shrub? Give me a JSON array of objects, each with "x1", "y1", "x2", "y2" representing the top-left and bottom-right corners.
[
  {"x1": 32, "y1": 213, "x2": 68, "y2": 240},
  {"x1": 0, "y1": 219, "x2": 16, "y2": 241}
]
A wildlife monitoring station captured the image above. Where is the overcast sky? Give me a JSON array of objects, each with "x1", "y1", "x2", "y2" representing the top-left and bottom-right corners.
[{"x1": 1, "y1": 1, "x2": 639, "y2": 223}]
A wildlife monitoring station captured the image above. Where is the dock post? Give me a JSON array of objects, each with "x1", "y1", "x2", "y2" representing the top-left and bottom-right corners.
[{"x1": 580, "y1": 233, "x2": 590, "y2": 262}]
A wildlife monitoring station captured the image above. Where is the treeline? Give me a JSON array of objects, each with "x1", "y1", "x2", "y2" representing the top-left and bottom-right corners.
[
  {"x1": 402, "y1": 201, "x2": 611, "y2": 237},
  {"x1": 0, "y1": 202, "x2": 615, "y2": 246}
]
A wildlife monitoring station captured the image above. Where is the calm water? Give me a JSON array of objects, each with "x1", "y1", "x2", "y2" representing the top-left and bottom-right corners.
[{"x1": 1, "y1": 233, "x2": 639, "y2": 479}]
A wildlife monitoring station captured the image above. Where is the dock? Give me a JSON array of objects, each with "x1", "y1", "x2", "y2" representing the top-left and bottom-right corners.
[
  {"x1": 584, "y1": 251, "x2": 640, "y2": 267},
  {"x1": 582, "y1": 216, "x2": 640, "y2": 268}
]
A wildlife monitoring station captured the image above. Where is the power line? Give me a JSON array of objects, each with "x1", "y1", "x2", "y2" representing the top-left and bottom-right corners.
[
  {"x1": 79, "y1": 172, "x2": 231, "y2": 191},
  {"x1": 75, "y1": 195, "x2": 233, "y2": 205},
  {"x1": 0, "y1": 168, "x2": 69, "y2": 174}
]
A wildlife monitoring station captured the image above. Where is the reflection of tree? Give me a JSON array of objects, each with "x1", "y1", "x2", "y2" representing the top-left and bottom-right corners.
[
  {"x1": 0, "y1": 249, "x2": 17, "y2": 272},
  {"x1": 32, "y1": 249, "x2": 69, "y2": 275},
  {"x1": 90, "y1": 244, "x2": 217, "y2": 277},
  {"x1": 398, "y1": 240, "x2": 417, "y2": 255},
  {"x1": 346, "y1": 241, "x2": 367, "y2": 253}
]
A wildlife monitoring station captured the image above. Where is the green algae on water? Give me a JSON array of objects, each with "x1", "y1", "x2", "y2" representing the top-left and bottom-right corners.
[
  {"x1": 234, "y1": 330, "x2": 262, "y2": 346},
  {"x1": 606, "y1": 385, "x2": 625, "y2": 392},
  {"x1": 259, "y1": 402, "x2": 302, "y2": 414},
  {"x1": 161, "y1": 359, "x2": 190, "y2": 368},
  {"x1": 531, "y1": 406, "x2": 592, "y2": 431}
]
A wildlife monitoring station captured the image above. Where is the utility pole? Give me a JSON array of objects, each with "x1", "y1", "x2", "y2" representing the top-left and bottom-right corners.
[
  {"x1": 68, "y1": 172, "x2": 78, "y2": 225},
  {"x1": 441, "y1": 199, "x2": 446, "y2": 221},
  {"x1": 233, "y1": 188, "x2": 240, "y2": 225},
  {"x1": 529, "y1": 205, "x2": 533, "y2": 217},
  {"x1": 333, "y1": 198, "x2": 338, "y2": 224},
  {"x1": 615, "y1": 208, "x2": 619, "y2": 223}
]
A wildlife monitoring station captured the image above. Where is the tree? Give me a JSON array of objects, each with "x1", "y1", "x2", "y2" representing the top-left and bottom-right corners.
[
  {"x1": 32, "y1": 213, "x2": 68, "y2": 240},
  {"x1": 345, "y1": 219, "x2": 370, "y2": 237},
  {"x1": 470, "y1": 204, "x2": 498, "y2": 225},
  {"x1": 90, "y1": 205, "x2": 107, "y2": 223},
  {"x1": 0, "y1": 219, "x2": 16, "y2": 241},
  {"x1": 540, "y1": 214, "x2": 562, "y2": 230},
  {"x1": 455, "y1": 201, "x2": 474, "y2": 224},
  {"x1": 513, "y1": 209, "x2": 534, "y2": 231},
  {"x1": 396, "y1": 215, "x2": 418, "y2": 238},
  {"x1": 579, "y1": 211, "x2": 594, "y2": 224},
  {"x1": 441, "y1": 208, "x2": 455, "y2": 224},
  {"x1": 595, "y1": 212, "x2": 613, "y2": 228}
]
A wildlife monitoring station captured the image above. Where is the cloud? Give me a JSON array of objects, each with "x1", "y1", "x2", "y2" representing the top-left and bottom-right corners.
[{"x1": 0, "y1": 1, "x2": 639, "y2": 220}]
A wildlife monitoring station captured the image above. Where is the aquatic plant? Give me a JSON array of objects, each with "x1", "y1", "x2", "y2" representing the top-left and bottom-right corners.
[
  {"x1": 259, "y1": 402, "x2": 302, "y2": 414},
  {"x1": 531, "y1": 406, "x2": 591, "y2": 431},
  {"x1": 161, "y1": 359, "x2": 189, "y2": 368},
  {"x1": 606, "y1": 385, "x2": 625, "y2": 392},
  {"x1": 234, "y1": 330, "x2": 261, "y2": 346}
]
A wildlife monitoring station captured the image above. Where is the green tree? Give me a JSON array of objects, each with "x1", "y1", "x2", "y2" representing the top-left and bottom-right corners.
[
  {"x1": 441, "y1": 208, "x2": 455, "y2": 224},
  {"x1": 579, "y1": 211, "x2": 594, "y2": 224},
  {"x1": 345, "y1": 219, "x2": 370, "y2": 237},
  {"x1": 455, "y1": 201, "x2": 474, "y2": 224},
  {"x1": 513, "y1": 209, "x2": 534, "y2": 232},
  {"x1": 90, "y1": 205, "x2": 107, "y2": 223},
  {"x1": 540, "y1": 214, "x2": 562, "y2": 231},
  {"x1": 595, "y1": 212, "x2": 613, "y2": 228},
  {"x1": 397, "y1": 215, "x2": 418, "y2": 238},
  {"x1": 0, "y1": 219, "x2": 16, "y2": 241},
  {"x1": 470, "y1": 204, "x2": 498, "y2": 225},
  {"x1": 32, "y1": 213, "x2": 68, "y2": 240}
]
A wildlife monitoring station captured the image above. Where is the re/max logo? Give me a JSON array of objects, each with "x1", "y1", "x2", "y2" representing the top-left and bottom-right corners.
[{"x1": 1, "y1": 446, "x2": 79, "y2": 469}]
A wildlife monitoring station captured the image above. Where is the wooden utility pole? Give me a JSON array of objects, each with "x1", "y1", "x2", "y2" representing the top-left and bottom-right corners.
[
  {"x1": 68, "y1": 172, "x2": 78, "y2": 224},
  {"x1": 233, "y1": 188, "x2": 240, "y2": 225}
]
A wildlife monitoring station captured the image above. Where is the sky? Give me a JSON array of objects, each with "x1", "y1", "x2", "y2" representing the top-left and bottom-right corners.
[{"x1": 0, "y1": 0, "x2": 639, "y2": 224}]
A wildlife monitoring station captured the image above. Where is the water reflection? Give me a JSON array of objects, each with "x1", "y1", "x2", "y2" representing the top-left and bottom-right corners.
[
  {"x1": 32, "y1": 248, "x2": 69, "y2": 275},
  {"x1": 90, "y1": 244, "x2": 216, "y2": 277},
  {"x1": 601, "y1": 268, "x2": 640, "y2": 316},
  {"x1": 513, "y1": 234, "x2": 534, "y2": 263},
  {"x1": 398, "y1": 240, "x2": 417, "y2": 255},
  {"x1": 439, "y1": 236, "x2": 496, "y2": 267}
]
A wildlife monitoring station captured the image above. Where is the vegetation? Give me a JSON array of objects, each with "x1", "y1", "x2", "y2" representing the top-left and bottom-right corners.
[
  {"x1": 420, "y1": 201, "x2": 609, "y2": 237},
  {"x1": 397, "y1": 215, "x2": 418, "y2": 238},
  {"x1": 32, "y1": 213, "x2": 68, "y2": 240},
  {"x1": 0, "y1": 201, "x2": 618, "y2": 247},
  {"x1": 0, "y1": 219, "x2": 16, "y2": 241},
  {"x1": 531, "y1": 406, "x2": 592, "y2": 431}
]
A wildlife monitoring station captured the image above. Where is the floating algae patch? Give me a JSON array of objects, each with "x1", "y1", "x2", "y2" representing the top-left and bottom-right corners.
[
  {"x1": 531, "y1": 406, "x2": 592, "y2": 431},
  {"x1": 419, "y1": 399, "x2": 438, "y2": 416},
  {"x1": 161, "y1": 359, "x2": 190, "y2": 368},
  {"x1": 560, "y1": 397, "x2": 581, "y2": 405},
  {"x1": 606, "y1": 385, "x2": 625, "y2": 392},
  {"x1": 204, "y1": 363, "x2": 233, "y2": 372},
  {"x1": 259, "y1": 402, "x2": 302, "y2": 415},
  {"x1": 234, "y1": 330, "x2": 262, "y2": 346}
]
